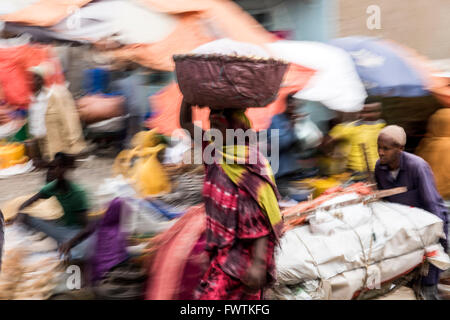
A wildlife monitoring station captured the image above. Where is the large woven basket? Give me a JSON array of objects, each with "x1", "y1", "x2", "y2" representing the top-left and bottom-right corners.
[{"x1": 173, "y1": 53, "x2": 289, "y2": 109}]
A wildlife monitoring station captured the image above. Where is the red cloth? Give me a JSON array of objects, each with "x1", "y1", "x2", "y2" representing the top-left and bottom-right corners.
[
  {"x1": 0, "y1": 44, "x2": 64, "y2": 109},
  {"x1": 195, "y1": 259, "x2": 261, "y2": 300},
  {"x1": 177, "y1": 233, "x2": 208, "y2": 300},
  {"x1": 145, "y1": 205, "x2": 207, "y2": 300},
  {"x1": 202, "y1": 161, "x2": 276, "y2": 292}
]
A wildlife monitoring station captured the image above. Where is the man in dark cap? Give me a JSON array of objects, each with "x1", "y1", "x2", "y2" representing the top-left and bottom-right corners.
[{"x1": 375, "y1": 125, "x2": 448, "y2": 300}]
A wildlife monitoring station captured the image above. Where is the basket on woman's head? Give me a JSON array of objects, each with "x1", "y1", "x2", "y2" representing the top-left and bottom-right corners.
[{"x1": 173, "y1": 53, "x2": 289, "y2": 110}]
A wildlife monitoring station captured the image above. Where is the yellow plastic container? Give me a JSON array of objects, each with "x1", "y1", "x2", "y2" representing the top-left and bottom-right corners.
[
  {"x1": 0, "y1": 143, "x2": 27, "y2": 169},
  {"x1": 300, "y1": 177, "x2": 341, "y2": 198}
]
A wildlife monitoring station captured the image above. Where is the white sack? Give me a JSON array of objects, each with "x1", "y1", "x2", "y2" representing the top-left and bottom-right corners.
[
  {"x1": 276, "y1": 194, "x2": 445, "y2": 286},
  {"x1": 266, "y1": 40, "x2": 367, "y2": 112}
]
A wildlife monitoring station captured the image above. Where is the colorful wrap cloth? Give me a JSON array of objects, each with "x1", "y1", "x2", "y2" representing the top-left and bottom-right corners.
[
  {"x1": 217, "y1": 144, "x2": 283, "y2": 240},
  {"x1": 214, "y1": 109, "x2": 283, "y2": 239},
  {"x1": 91, "y1": 198, "x2": 129, "y2": 283},
  {"x1": 145, "y1": 205, "x2": 207, "y2": 300}
]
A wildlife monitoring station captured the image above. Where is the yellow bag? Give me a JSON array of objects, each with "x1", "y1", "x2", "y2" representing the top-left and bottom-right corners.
[
  {"x1": 113, "y1": 147, "x2": 144, "y2": 179},
  {"x1": 113, "y1": 129, "x2": 171, "y2": 196},
  {"x1": 132, "y1": 144, "x2": 171, "y2": 196},
  {"x1": 130, "y1": 128, "x2": 160, "y2": 149},
  {"x1": 113, "y1": 129, "x2": 162, "y2": 178},
  {"x1": 113, "y1": 149, "x2": 132, "y2": 177}
]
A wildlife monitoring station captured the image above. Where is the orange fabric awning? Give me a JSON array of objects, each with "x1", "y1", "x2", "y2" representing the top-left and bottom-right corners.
[
  {"x1": 110, "y1": 14, "x2": 215, "y2": 72},
  {"x1": 111, "y1": 0, "x2": 278, "y2": 71},
  {"x1": 141, "y1": 0, "x2": 276, "y2": 44},
  {"x1": 1, "y1": 0, "x2": 278, "y2": 71},
  {"x1": 0, "y1": 0, "x2": 93, "y2": 27}
]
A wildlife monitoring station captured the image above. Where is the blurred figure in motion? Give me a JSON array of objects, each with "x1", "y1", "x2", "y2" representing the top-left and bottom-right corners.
[
  {"x1": 28, "y1": 64, "x2": 87, "y2": 162},
  {"x1": 0, "y1": 209, "x2": 3, "y2": 272},
  {"x1": 267, "y1": 94, "x2": 320, "y2": 194},
  {"x1": 323, "y1": 97, "x2": 386, "y2": 175},
  {"x1": 375, "y1": 125, "x2": 448, "y2": 300},
  {"x1": 180, "y1": 101, "x2": 283, "y2": 300},
  {"x1": 109, "y1": 62, "x2": 147, "y2": 148},
  {"x1": 15, "y1": 152, "x2": 95, "y2": 262}
]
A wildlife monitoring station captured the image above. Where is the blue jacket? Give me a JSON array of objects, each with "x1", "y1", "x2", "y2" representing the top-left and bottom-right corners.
[{"x1": 267, "y1": 114, "x2": 303, "y2": 178}]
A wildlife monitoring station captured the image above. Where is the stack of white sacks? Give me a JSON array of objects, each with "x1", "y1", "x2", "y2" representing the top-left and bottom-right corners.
[{"x1": 270, "y1": 193, "x2": 450, "y2": 300}]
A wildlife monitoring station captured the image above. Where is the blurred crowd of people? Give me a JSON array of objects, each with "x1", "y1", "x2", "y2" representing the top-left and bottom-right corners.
[{"x1": 0, "y1": 0, "x2": 448, "y2": 301}]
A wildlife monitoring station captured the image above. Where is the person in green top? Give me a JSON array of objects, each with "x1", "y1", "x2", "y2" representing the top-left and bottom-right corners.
[{"x1": 16, "y1": 152, "x2": 96, "y2": 261}]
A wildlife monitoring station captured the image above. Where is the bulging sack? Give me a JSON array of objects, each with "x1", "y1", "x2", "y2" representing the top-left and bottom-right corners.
[{"x1": 77, "y1": 94, "x2": 125, "y2": 124}]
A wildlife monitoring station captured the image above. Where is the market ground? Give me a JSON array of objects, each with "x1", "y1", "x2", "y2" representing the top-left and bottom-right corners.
[{"x1": 1, "y1": 156, "x2": 449, "y2": 300}]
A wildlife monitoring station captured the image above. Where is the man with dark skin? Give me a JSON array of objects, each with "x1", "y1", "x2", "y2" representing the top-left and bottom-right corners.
[
  {"x1": 377, "y1": 133, "x2": 402, "y2": 171},
  {"x1": 375, "y1": 125, "x2": 448, "y2": 300},
  {"x1": 30, "y1": 72, "x2": 45, "y2": 96},
  {"x1": 15, "y1": 152, "x2": 96, "y2": 261},
  {"x1": 26, "y1": 72, "x2": 49, "y2": 167}
]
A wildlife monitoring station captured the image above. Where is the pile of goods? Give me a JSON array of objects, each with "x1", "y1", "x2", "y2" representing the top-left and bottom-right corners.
[
  {"x1": 268, "y1": 184, "x2": 450, "y2": 300},
  {"x1": 0, "y1": 225, "x2": 64, "y2": 300},
  {"x1": 77, "y1": 94, "x2": 126, "y2": 127}
]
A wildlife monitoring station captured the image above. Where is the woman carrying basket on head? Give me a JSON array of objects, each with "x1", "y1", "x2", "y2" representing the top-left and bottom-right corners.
[{"x1": 180, "y1": 100, "x2": 284, "y2": 300}]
